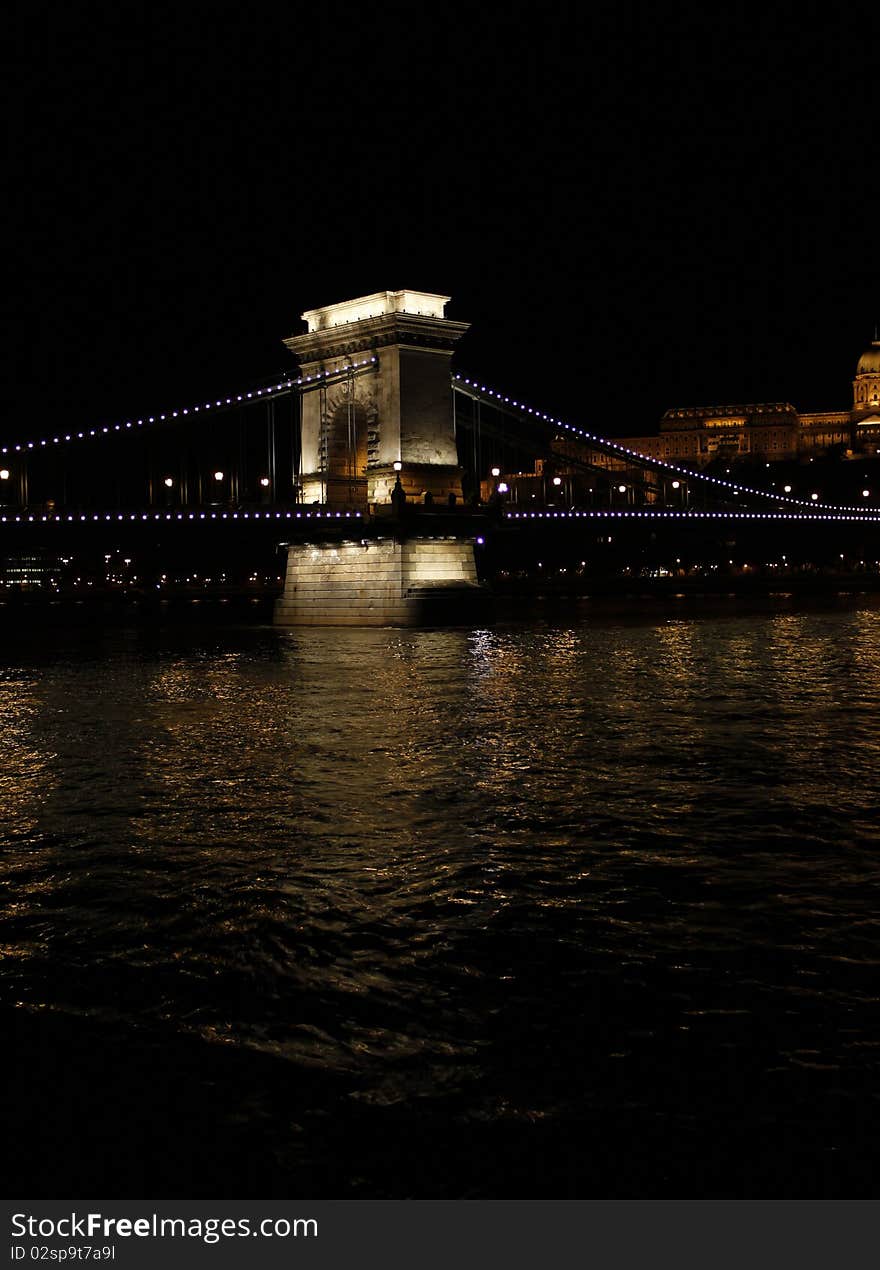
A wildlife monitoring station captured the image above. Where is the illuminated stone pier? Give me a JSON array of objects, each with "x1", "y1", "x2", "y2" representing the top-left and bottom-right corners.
[
  {"x1": 274, "y1": 536, "x2": 485, "y2": 627},
  {"x1": 275, "y1": 290, "x2": 487, "y2": 626}
]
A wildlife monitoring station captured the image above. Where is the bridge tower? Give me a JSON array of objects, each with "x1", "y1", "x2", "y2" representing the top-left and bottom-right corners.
[
  {"x1": 275, "y1": 289, "x2": 487, "y2": 626},
  {"x1": 284, "y1": 289, "x2": 469, "y2": 509}
]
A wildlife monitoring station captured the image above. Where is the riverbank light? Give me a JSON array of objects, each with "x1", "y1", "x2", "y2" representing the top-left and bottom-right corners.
[
  {"x1": 811, "y1": 493, "x2": 819, "y2": 501},
  {"x1": 783, "y1": 484, "x2": 792, "y2": 493}
]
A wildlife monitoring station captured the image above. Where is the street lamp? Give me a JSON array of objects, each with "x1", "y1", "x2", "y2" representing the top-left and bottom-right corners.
[
  {"x1": 862, "y1": 489, "x2": 871, "y2": 498},
  {"x1": 811, "y1": 493, "x2": 819, "y2": 501},
  {"x1": 0, "y1": 469, "x2": 9, "y2": 481},
  {"x1": 393, "y1": 461, "x2": 402, "y2": 472},
  {"x1": 491, "y1": 467, "x2": 500, "y2": 478},
  {"x1": 163, "y1": 477, "x2": 174, "y2": 488},
  {"x1": 213, "y1": 471, "x2": 224, "y2": 482},
  {"x1": 783, "y1": 484, "x2": 792, "y2": 493},
  {"x1": 260, "y1": 477, "x2": 270, "y2": 488}
]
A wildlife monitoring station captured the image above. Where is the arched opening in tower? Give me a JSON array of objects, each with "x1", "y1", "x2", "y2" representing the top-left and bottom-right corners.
[{"x1": 318, "y1": 385, "x2": 375, "y2": 506}]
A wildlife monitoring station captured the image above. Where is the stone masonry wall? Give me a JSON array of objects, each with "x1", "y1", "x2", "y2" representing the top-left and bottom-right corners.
[{"x1": 274, "y1": 539, "x2": 479, "y2": 626}]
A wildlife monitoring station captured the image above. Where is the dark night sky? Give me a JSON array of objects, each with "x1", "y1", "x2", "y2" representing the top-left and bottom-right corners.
[{"x1": 5, "y1": 3, "x2": 878, "y2": 449}]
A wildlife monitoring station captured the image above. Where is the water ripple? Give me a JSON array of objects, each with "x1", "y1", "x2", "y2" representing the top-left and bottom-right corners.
[{"x1": 2, "y1": 606, "x2": 879, "y2": 1197}]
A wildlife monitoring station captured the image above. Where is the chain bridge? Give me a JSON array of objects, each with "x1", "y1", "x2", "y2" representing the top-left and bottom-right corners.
[{"x1": 2, "y1": 291, "x2": 877, "y2": 624}]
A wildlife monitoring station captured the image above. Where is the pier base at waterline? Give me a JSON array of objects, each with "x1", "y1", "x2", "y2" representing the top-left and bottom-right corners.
[{"x1": 274, "y1": 535, "x2": 489, "y2": 627}]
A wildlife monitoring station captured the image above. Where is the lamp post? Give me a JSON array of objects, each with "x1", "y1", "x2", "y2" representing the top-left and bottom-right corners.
[
  {"x1": 668, "y1": 478, "x2": 689, "y2": 508},
  {"x1": 0, "y1": 464, "x2": 26, "y2": 507},
  {"x1": 204, "y1": 470, "x2": 224, "y2": 507},
  {"x1": 390, "y1": 460, "x2": 405, "y2": 515}
]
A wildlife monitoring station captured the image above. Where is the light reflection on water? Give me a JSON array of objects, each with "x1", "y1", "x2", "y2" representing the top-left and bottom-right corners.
[{"x1": 1, "y1": 604, "x2": 879, "y2": 1197}]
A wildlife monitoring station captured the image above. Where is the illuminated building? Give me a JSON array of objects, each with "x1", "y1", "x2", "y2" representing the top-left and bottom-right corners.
[
  {"x1": 2, "y1": 550, "x2": 60, "y2": 589},
  {"x1": 618, "y1": 337, "x2": 880, "y2": 466}
]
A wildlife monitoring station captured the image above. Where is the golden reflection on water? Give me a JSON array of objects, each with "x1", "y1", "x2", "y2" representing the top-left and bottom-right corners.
[
  {"x1": 852, "y1": 607, "x2": 880, "y2": 677},
  {"x1": 1, "y1": 607, "x2": 879, "y2": 1087},
  {"x1": 0, "y1": 673, "x2": 54, "y2": 839},
  {"x1": 653, "y1": 620, "x2": 702, "y2": 691},
  {"x1": 4, "y1": 609, "x2": 877, "y2": 879}
]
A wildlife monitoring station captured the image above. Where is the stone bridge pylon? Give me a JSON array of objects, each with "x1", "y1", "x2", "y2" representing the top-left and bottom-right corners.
[
  {"x1": 284, "y1": 289, "x2": 469, "y2": 510},
  {"x1": 275, "y1": 290, "x2": 488, "y2": 626}
]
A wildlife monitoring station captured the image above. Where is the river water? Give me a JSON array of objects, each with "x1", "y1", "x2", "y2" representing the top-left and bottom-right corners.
[{"x1": 2, "y1": 599, "x2": 879, "y2": 1198}]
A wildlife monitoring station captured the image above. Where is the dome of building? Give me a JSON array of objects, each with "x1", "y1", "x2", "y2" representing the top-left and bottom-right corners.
[{"x1": 856, "y1": 340, "x2": 880, "y2": 375}]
